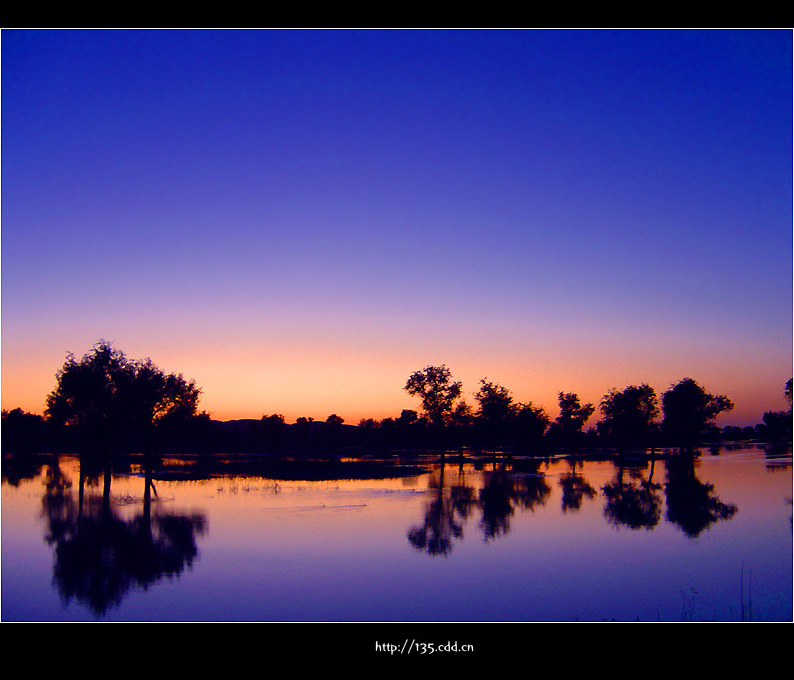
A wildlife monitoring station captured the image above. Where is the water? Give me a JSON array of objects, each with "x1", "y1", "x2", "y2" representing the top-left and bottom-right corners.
[{"x1": 2, "y1": 446, "x2": 791, "y2": 622}]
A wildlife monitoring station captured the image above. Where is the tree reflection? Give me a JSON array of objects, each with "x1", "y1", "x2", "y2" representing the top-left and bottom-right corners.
[
  {"x1": 449, "y1": 463, "x2": 479, "y2": 523},
  {"x1": 664, "y1": 457, "x2": 737, "y2": 537},
  {"x1": 42, "y1": 454, "x2": 207, "y2": 617},
  {"x1": 508, "y1": 462, "x2": 552, "y2": 513},
  {"x1": 559, "y1": 459, "x2": 597, "y2": 513},
  {"x1": 407, "y1": 463, "x2": 465, "y2": 555},
  {"x1": 602, "y1": 461, "x2": 663, "y2": 530},
  {"x1": 404, "y1": 454, "x2": 740, "y2": 555},
  {"x1": 478, "y1": 470, "x2": 516, "y2": 541},
  {"x1": 408, "y1": 460, "x2": 551, "y2": 553}
]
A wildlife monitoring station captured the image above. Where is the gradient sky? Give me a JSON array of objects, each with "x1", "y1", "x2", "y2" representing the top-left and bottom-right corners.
[{"x1": 2, "y1": 29, "x2": 792, "y2": 427}]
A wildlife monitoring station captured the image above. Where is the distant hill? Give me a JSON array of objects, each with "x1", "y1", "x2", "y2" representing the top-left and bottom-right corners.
[{"x1": 211, "y1": 418, "x2": 358, "y2": 433}]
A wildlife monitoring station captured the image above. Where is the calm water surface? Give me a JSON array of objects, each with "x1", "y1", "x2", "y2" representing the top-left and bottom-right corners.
[{"x1": 2, "y1": 446, "x2": 791, "y2": 622}]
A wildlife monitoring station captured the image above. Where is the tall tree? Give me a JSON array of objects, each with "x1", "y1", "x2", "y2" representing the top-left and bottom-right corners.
[
  {"x1": 550, "y1": 392, "x2": 594, "y2": 448},
  {"x1": 473, "y1": 379, "x2": 517, "y2": 453},
  {"x1": 513, "y1": 402, "x2": 550, "y2": 452},
  {"x1": 661, "y1": 378, "x2": 733, "y2": 454},
  {"x1": 45, "y1": 340, "x2": 201, "y2": 454},
  {"x1": 404, "y1": 365, "x2": 463, "y2": 429},
  {"x1": 474, "y1": 380, "x2": 516, "y2": 424},
  {"x1": 599, "y1": 384, "x2": 659, "y2": 453}
]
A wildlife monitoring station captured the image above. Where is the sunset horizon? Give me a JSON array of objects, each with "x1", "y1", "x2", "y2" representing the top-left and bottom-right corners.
[
  {"x1": 3, "y1": 335, "x2": 789, "y2": 429},
  {"x1": 2, "y1": 29, "x2": 791, "y2": 432}
]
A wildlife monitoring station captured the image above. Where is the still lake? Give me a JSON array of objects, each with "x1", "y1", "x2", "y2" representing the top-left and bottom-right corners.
[{"x1": 2, "y1": 445, "x2": 791, "y2": 622}]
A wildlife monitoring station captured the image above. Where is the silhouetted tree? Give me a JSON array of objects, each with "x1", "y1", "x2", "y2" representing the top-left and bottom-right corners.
[
  {"x1": 761, "y1": 410, "x2": 791, "y2": 441},
  {"x1": 293, "y1": 416, "x2": 315, "y2": 451},
  {"x1": 513, "y1": 402, "x2": 550, "y2": 453},
  {"x1": 757, "y1": 378, "x2": 793, "y2": 447},
  {"x1": 45, "y1": 341, "x2": 126, "y2": 451},
  {"x1": 405, "y1": 365, "x2": 463, "y2": 428},
  {"x1": 661, "y1": 378, "x2": 733, "y2": 454},
  {"x1": 355, "y1": 417, "x2": 379, "y2": 451},
  {"x1": 326, "y1": 413, "x2": 344, "y2": 427},
  {"x1": 474, "y1": 379, "x2": 515, "y2": 423},
  {"x1": 126, "y1": 357, "x2": 203, "y2": 447},
  {"x1": 473, "y1": 379, "x2": 517, "y2": 454},
  {"x1": 260, "y1": 413, "x2": 287, "y2": 452},
  {"x1": 2, "y1": 408, "x2": 46, "y2": 454},
  {"x1": 322, "y1": 413, "x2": 346, "y2": 453},
  {"x1": 405, "y1": 365, "x2": 462, "y2": 452},
  {"x1": 598, "y1": 384, "x2": 659, "y2": 453},
  {"x1": 548, "y1": 392, "x2": 594, "y2": 449},
  {"x1": 45, "y1": 341, "x2": 201, "y2": 456},
  {"x1": 395, "y1": 409, "x2": 425, "y2": 450},
  {"x1": 447, "y1": 401, "x2": 475, "y2": 452}
]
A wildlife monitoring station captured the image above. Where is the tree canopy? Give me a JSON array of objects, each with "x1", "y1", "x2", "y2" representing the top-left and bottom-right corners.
[
  {"x1": 661, "y1": 378, "x2": 733, "y2": 454},
  {"x1": 473, "y1": 379, "x2": 517, "y2": 451},
  {"x1": 549, "y1": 392, "x2": 594, "y2": 447},
  {"x1": 3, "y1": 343, "x2": 762, "y2": 457},
  {"x1": 599, "y1": 384, "x2": 659, "y2": 452},
  {"x1": 474, "y1": 379, "x2": 516, "y2": 425},
  {"x1": 404, "y1": 365, "x2": 463, "y2": 429},
  {"x1": 45, "y1": 341, "x2": 201, "y2": 452}
]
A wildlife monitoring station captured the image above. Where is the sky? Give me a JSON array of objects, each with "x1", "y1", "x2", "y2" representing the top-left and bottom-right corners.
[{"x1": 2, "y1": 29, "x2": 792, "y2": 427}]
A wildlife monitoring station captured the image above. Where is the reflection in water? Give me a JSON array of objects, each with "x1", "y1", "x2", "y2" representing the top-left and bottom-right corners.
[
  {"x1": 664, "y1": 457, "x2": 737, "y2": 537},
  {"x1": 42, "y1": 454, "x2": 207, "y2": 616},
  {"x1": 4, "y1": 448, "x2": 768, "y2": 621},
  {"x1": 559, "y1": 459, "x2": 597, "y2": 513},
  {"x1": 509, "y1": 465, "x2": 552, "y2": 513},
  {"x1": 408, "y1": 460, "x2": 552, "y2": 552},
  {"x1": 478, "y1": 470, "x2": 516, "y2": 542},
  {"x1": 407, "y1": 464, "x2": 464, "y2": 555},
  {"x1": 602, "y1": 459, "x2": 663, "y2": 530},
  {"x1": 449, "y1": 466, "x2": 478, "y2": 523},
  {"x1": 407, "y1": 453, "x2": 742, "y2": 555}
]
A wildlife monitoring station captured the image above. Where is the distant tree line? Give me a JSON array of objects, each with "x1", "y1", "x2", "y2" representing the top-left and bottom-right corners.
[
  {"x1": 397, "y1": 364, "x2": 790, "y2": 456},
  {"x1": 1, "y1": 344, "x2": 791, "y2": 458}
]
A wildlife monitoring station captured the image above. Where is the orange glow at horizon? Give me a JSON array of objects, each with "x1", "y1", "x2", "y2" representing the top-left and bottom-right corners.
[
  {"x1": 2, "y1": 329, "x2": 790, "y2": 429},
  {"x1": 3, "y1": 30, "x2": 791, "y2": 446}
]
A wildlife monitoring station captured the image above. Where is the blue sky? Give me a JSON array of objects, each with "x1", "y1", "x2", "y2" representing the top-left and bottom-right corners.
[{"x1": 2, "y1": 29, "x2": 791, "y2": 425}]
